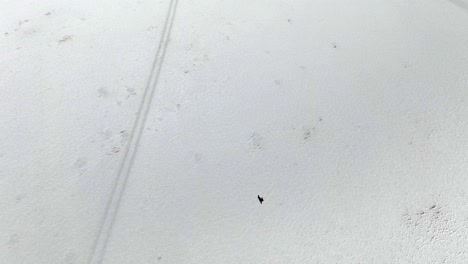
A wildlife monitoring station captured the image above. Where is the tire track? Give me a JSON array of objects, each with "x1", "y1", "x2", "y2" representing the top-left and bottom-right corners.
[{"x1": 88, "y1": 0, "x2": 179, "y2": 263}]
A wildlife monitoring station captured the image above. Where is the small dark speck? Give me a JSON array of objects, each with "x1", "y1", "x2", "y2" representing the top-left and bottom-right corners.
[
  {"x1": 319, "y1": 117, "x2": 323, "y2": 121},
  {"x1": 332, "y1": 43, "x2": 337, "y2": 48},
  {"x1": 16, "y1": 194, "x2": 26, "y2": 203},
  {"x1": 287, "y1": 19, "x2": 291, "y2": 22},
  {"x1": 304, "y1": 131, "x2": 311, "y2": 140},
  {"x1": 430, "y1": 205, "x2": 436, "y2": 209},
  {"x1": 184, "y1": 70, "x2": 189, "y2": 74},
  {"x1": 258, "y1": 195, "x2": 264, "y2": 204},
  {"x1": 157, "y1": 256, "x2": 162, "y2": 261},
  {"x1": 4, "y1": 32, "x2": 8, "y2": 36},
  {"x1": 45, "y1": 12, "x2": 52, "y2": 16},
  {"x1": 58, "y1": 35, "x2": 73, "y2": 43},
  {"x1": 18, "y1": 20, "x2": 29, "y2": 26}
]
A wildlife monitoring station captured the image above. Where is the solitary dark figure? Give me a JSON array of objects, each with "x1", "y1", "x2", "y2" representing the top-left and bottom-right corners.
[{"x1": 258, "y1": 195, "x2": 264, "y2": 204}]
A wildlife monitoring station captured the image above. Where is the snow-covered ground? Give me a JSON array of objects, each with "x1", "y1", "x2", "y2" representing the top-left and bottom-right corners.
[{"x1": 3, "y1": 0, "x2": 468, "y2": 263}]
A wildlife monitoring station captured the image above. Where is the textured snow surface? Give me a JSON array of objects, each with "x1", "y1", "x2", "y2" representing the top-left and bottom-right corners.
[{"x1": 2, "y1": 0, "x2": 468, "y2": 263}]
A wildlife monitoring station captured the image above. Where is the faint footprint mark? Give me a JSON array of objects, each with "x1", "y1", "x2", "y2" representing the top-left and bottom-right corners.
[{"x1": 250, "y1": 133, "x2": 264, "y2": 150}]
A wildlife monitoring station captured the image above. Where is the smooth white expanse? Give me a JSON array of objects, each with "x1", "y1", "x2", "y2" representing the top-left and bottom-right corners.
[{"x1": 3, "y1": 0, "x2": 468, "y2": 263}]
